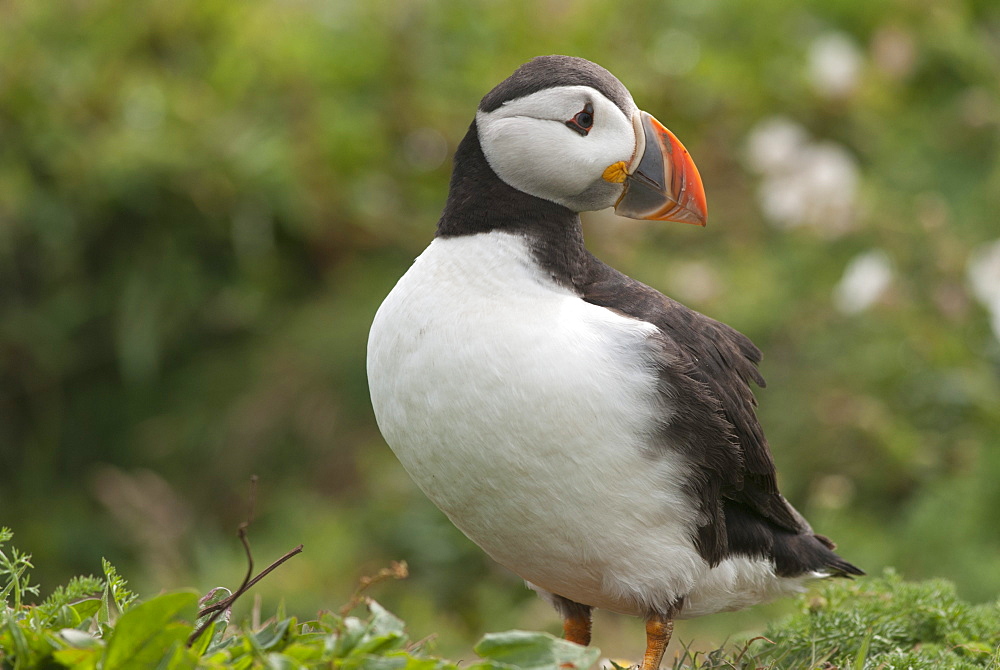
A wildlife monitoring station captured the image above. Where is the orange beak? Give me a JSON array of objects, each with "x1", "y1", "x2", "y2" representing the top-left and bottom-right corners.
[{"x1": 613, "y1": 111, "x2": 708, "y2": 226}]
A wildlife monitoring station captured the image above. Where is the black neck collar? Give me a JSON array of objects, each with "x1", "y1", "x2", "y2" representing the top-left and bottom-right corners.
[{"x1": 435, "y1": 123, "x2": 591, "y2": 287}]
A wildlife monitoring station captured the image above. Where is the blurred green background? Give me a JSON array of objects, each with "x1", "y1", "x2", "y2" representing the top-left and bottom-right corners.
[{"x1": 2, "y1": 0, "x2": 999, "y2": 661}]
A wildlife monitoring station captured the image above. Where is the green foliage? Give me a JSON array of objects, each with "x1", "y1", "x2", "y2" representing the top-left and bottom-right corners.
[
  {"x1": 633, "y1": 571, "x2": 1000, "y2": 669},
  {"x1": 98, "y1": 558, "x2": 138, "y2": 627},
  {"x1": 3, "y1": 531, "x2": 999, "y2": 669},
  {"x1": 0, "y1": 529, "x2": 38, "y2": 611},
  {"x1": 748, "y1": 570, "x2": 1000, "y2": 669},
  {"x1": 0, "y1": 530, "x2": 592, "y2": 670}
]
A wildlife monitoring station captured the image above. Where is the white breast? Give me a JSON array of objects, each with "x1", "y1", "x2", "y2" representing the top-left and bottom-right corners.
[{"x1": 367, "y1": 232, "x2": 799, "y2": 617}]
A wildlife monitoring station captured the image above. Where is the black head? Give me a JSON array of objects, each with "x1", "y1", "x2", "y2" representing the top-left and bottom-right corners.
[
  {"x1": 437, "y1": 55, "x2": 707, "y2": 239},
  {"x1": 478, "y1": 55, "x2": 634, "y2": 117}
]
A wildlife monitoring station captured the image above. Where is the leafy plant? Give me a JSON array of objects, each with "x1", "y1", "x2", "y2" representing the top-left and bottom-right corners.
[
  {"x1": 0, "y1": 524, "x2": 1000, "y2": 670},
  {"x1": 0, "y1": 530, "x2": 596, "y2": 669},
  {"x1": 3, "y1": 529, "x2": 998, "y2": 669},
  {"x1": 0, "y1": 528, "x2": 39, "y2": 612}
]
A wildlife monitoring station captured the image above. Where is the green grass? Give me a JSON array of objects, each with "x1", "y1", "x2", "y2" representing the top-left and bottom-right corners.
[{"x1": 748, "y1": 569, "x2": 1000, "y2": 670}]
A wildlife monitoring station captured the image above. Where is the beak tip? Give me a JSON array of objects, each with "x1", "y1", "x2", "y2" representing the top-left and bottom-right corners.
[
  {"x1": 615, "y1": 111, "x2": 710, "y2": 227},
  {"x1": 679, "y1": 206, "x2": 708, "y2": 227},
  {"x1": 691, "y1": 201, "x2": 708, "y2": 228}
]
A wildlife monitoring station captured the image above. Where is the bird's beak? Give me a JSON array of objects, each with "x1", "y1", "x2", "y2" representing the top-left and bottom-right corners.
[{"x1": 607, "y1": 111, "x2": 708, "y2": 226}]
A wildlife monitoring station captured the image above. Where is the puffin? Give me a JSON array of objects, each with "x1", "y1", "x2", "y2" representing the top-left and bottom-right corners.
[{"x1": 367, "y1": 55, "x2": 862, "y2": 670}]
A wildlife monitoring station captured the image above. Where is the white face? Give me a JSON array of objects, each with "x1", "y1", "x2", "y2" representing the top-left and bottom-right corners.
[{"x1": 475, "y1": 85, "x2": 639, "y2": 212}]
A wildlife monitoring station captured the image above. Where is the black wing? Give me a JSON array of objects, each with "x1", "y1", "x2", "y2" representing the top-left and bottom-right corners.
[{"x1": 577, "y1": 254, "x2": 862, "y2": 576}]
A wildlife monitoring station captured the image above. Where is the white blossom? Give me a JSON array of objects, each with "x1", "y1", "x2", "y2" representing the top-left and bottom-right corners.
[
  {"x1": 834, "y1": 250, "x2": 894, "y2": 315},
  {"x1": 967, "y1": 239, "x2": 1000, "y2": 341},
  {"x1": 809, "y1": 32, "x2": 864, "y2": 98},
  {"x1": 745, "y1": 117, "x2": 860, "y2": 235},
  {"x1": 745, "y1": 117, "x2": 808, "y2": 175}
]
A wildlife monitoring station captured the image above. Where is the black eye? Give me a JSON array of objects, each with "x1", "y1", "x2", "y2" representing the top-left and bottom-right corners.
[{"x1": 565, "y1": 102, "x2": 595, "y2": 136}]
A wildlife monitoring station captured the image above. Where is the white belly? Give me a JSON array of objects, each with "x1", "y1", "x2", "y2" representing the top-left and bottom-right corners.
[{"x1": 367, "y1": 232, "x2": 800, "y2": 617}]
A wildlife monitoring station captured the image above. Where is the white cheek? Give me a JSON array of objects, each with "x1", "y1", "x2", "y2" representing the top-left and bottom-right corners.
[
  {"x1": 582, "y1": 120, "x2": 636, "y2": 179},
  {"x1": 476, "y1": 95, "x2": 636, "y2": 209},
  {"x1": 479, "y1": 115, "x2": 595, "y2": 197}
]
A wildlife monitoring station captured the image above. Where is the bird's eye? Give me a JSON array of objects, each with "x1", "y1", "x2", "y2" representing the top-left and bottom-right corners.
[{"x1": 565, "y1": 102, "x2": 595, "y2": 136}]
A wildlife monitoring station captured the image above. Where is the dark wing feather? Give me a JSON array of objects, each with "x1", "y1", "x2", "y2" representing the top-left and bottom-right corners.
[{"x1": 576, "y1": 254, "x2": 810, "y2": 564}]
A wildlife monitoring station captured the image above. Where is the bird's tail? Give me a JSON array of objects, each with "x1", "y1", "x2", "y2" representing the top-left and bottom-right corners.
[{"x1": 813, "y1": 533, "x2": 865, "y2": 578}]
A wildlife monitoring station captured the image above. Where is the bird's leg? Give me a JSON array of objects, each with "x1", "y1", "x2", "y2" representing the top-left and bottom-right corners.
[
  {"x1": 549, "y1": 595, "x2": 592, "y2": 646},
  {"x1": 639, "y1": 613, "x2": 674, "y2": 670},
  {"x1": 562, "y1": 609, "x2": 592, "y2": 646}
]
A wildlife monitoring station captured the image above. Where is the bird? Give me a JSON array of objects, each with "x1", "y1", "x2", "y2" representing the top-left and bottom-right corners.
[{"x1": 366, "y1": 55, "x2": 862, "y2": 670}]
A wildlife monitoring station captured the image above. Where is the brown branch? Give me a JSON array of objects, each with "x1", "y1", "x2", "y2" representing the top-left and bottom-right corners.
[{"x1": 187, "y1": 476, "x2": 303, "y2": 647}]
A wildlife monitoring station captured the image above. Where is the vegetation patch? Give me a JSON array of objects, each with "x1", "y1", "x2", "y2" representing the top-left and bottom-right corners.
[
  {"x1": 1, "y1": 529, "x2": 997, "y2": 669},
  {"x1": 749, "y1": 570, "x2": 1000, "y2": 670}
]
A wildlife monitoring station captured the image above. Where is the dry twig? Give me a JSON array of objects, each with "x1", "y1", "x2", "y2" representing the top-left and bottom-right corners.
[
  {"x1": 337, "y1": 561, "x2": 409, "y2": 617},
  {"x1": 187, "y1": 476, "x2": 304, "y2": 646}
]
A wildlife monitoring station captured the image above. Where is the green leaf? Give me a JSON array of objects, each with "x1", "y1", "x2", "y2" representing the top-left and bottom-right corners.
[
  {"x1": 44, "y1": 597, "x2": 102, "y2": 630},
  {"x1": 69, "y1": 598, "x2": 102, "y2": 627},
  {"x1": 368, "y1": 600, "x2": 406, "y2": 637},
  {"x1": 189, "y1": 620, "x2": 219, "y2": 656},
  {"x1": 53, "y1": 646, "x2": 101, "y2": 669},
  {"x1": 101, "y1": 590, "x2": 198, "y2": 670},
  {"x1": 474, "y1": 631, "x2": 600, "y2": 670},
  {"x1": 331, "y1": 616, "x2": 370, "y2": 657},
  {"x1": 254, "y1": 617, "x2": 295, "y2": 651},
  {"x1": 264, "y1": 651, "x2": 307, "y2": 670},
  {"x1": 338, "y1": 653, "x2": 409, "y2": 670},
  {"x1": 400, "y1": 657, "x2": 459, "y2": 670},
  {"x1": 195, "y1": 587, "x2": 232, "y2": 624},
  {"x1": 4, "y1": 614, "x2": 31, "y2": 662},
  {"x1": 193, "y1": 586, "x2": 233, "y2": 655},
  {"x1": 160, "y1": 641, "x2": 201, "y2": 670},
  {"x1": 854, "y1": 626, "x2": 875, "y2": 668},
  {"x1": 99, "y1": 559, "x2": 138, "y2": 625},
  {"x1": 351, "y1": 628, "x2": 406, "y2": 657},
  {"x1": 274, "y1": 640, "x2": 325, "y2": 662}
]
